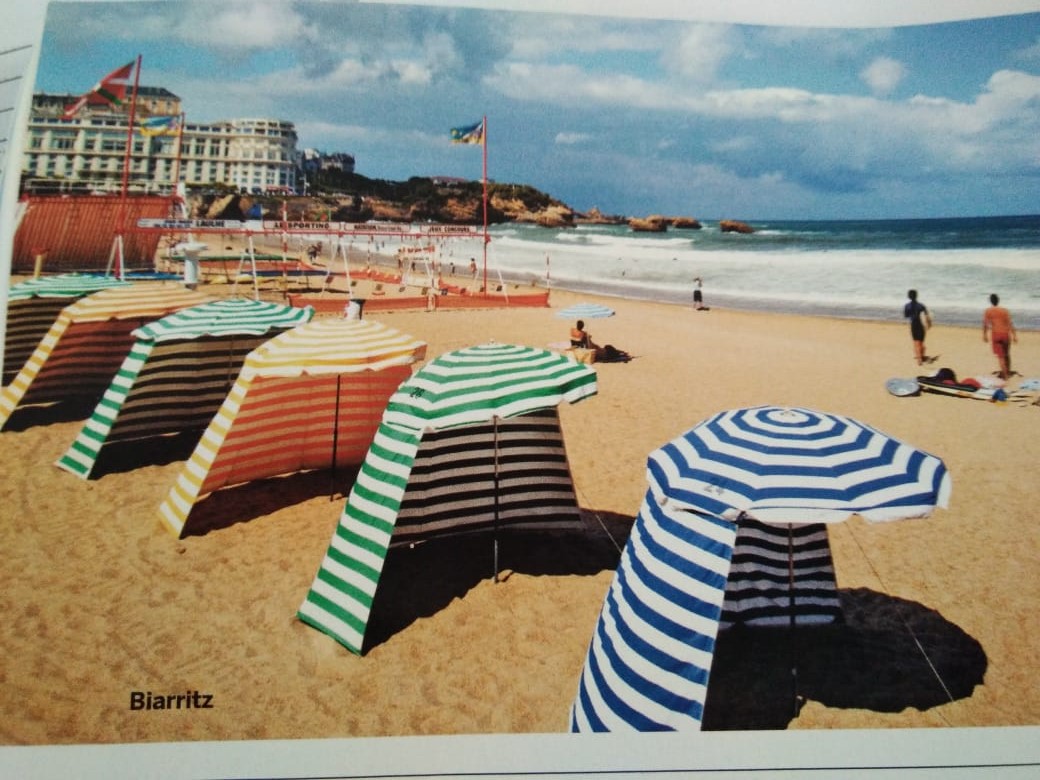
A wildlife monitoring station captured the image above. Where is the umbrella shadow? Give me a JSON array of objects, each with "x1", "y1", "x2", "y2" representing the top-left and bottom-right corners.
[
  {"x1": 362, "y1": 510, "x2": 632, "y2": 653},
  {"x1": 180, "y1": 466, "x2": 362, "y2": 537},
  {"x1": 701, "y1": 587, "x2": 987, "y2": 730}
]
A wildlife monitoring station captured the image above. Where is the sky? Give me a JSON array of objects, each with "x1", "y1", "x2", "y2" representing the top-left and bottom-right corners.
[{"x1": 23, "y1": 1, "x2": 1040, "y2": 220}]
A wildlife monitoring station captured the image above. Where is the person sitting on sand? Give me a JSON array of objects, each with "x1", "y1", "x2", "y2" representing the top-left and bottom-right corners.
[{"x1": 570, "y1": 320, "x2": 595, "y2": 349}]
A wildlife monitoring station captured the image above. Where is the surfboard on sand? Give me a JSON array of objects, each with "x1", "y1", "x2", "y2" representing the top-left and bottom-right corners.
[{"x1": 886, "y1": 378, "x2": 920, "y2": 397}]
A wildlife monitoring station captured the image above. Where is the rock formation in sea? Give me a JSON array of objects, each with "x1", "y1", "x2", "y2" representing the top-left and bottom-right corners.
[{"x1": 719, "y1": 219, "x2": 755, "y2": 234}]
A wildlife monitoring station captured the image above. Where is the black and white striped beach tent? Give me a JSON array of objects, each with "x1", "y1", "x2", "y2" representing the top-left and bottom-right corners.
[
  {"x1": 56, "y1": 298, "x2": 313, "y2": 479},
  {"x1": 570, "y1": 406, "x2": 951, "y2": 732},
  {"x1": 298, "y1": 342, "x2": 598, "y2": 655}
]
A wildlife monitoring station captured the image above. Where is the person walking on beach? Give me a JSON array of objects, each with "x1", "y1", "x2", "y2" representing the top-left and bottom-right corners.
[
  {"x1": 983, "y1": 293, "x2": 1018, "y2": 379},
  {"x1": 904, "y1": 289, "x2": 932, "y2": 365}
]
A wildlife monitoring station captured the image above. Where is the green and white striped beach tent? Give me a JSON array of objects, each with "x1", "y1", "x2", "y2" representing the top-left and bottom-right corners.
[
  {"x1": 4, "y1": 274, "x2": 131, "y2": 385},
  {"x1": 0, "y1": 282, "x2": 215, "y2": 431},
  {"x1": 56, "y1": 298, "x2": 314, "y2": 480},
  {"x1": 298, "y1": 342, "x2": 598, "y2": 654}
]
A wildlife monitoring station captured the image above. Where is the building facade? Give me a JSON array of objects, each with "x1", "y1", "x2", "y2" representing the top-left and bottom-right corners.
[{"x1": 24, "y1": 87, "x2": 299, "y2": 195}]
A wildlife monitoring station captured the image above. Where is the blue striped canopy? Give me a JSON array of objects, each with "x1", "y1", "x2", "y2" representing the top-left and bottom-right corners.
[
  {"x1": 647, "y1": 406, "x2": 951, "y2": 525},
  {"x1": 555, "y1": 302, "x2": 615, "y2": 319},
  {"x1": 571, "y1": 405, "x2": 951, "y2": 732}
]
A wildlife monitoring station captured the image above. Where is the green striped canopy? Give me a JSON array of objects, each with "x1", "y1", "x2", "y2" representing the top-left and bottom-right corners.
[
  {"x1": 132, "y1": 297, "x2": 313, "y2": 342},
  {"x1": 56, "y1": 298, "x2": 314, "y2": 480},
  {"x1": 298, "y1": 343, "x2": 598, "y2": 654},
  {"x1": 8, "y1": 273, "x2": 130, "y2": 301},
  {"x1": 383, "y1": 342, "x2": 599, "y2": 431}
]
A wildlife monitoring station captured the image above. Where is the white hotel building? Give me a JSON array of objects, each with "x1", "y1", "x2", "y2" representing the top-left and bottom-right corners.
[{"x1": 24, "y1": 87, "x2": 299, "y2": 195}]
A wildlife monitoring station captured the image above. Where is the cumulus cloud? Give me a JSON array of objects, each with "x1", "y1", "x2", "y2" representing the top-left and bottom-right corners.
[
  {"x1": 661, "y1": 23, "x2": 738, "y2": 83},
  {"x1": 860, "y1": 57, "x2": 907, "y2": 96}
]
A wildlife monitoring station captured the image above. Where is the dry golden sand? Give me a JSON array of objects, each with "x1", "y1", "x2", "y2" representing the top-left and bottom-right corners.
[{"x1": 0, "y1": 266, "x2": 1038, "y2": 744}]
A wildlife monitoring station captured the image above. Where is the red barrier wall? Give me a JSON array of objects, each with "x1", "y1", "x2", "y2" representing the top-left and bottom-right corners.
[{"x1": 13, "y1": 195, "x2": 173, "y2": 272}]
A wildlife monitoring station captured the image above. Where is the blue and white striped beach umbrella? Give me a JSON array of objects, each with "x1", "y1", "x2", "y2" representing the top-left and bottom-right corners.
[
  {"x1": 555, "y1": 302, "x2": 615, "y2": 319},
  {"x1": 571, "y1": 405, "x2": 950, "y2": 732}
]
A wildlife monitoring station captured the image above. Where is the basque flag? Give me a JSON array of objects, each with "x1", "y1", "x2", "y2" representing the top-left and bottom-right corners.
[{"x1": 63, "y1": 60, "x2": 136, "y2": 119}]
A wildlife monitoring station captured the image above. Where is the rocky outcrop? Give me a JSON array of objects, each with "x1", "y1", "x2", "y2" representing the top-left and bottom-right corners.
[
  {"x1": 669, "y1": 216, "x2": 702, "y2": 230},
  {"x1": 628, "y1": 214, "x2": 702, "y2": 232},
  {"x1": 628, "y1": 215, "x2": 669, "y2": 232},
  {"x1": 720, "y1": 219, "x2": 755, "y2": 234},
  {"x1": 577, "y1": 207, "x2": 626, "y2": 225}
]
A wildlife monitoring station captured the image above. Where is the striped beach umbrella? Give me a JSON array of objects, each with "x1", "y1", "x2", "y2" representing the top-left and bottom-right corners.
[
  {"x1": 556, "y1": 302, "x2": 616, "y2": 319},
  {"x1": 298, "y1": 342, "x2": 598, "y2": 654},
  {"x1": 56, "y1": 298, "x2": 313, "y2": 480},
  {"x1": 157, "y1": 319, "x2": 427, "y2": 537},
  {"x1": 571, "y1": 406, "x2": 950, "y2": 732},
  {"x1": 4, "y1": 274, "x2": 131, "y2": 384},
  {"x1": 0, "y1": 282, "x2": 214, "y2": 430}
]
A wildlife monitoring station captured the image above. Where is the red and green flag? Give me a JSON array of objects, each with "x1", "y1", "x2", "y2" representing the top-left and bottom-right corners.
[{"x1": 63, "y1": 60, "x2": 136, "y2": 119}]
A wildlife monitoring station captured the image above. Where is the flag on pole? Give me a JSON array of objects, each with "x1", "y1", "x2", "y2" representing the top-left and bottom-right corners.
[
  {"x1": 450, "y1": 119, "x2": 485, "y2": 145},
  {"x1": 62, "y1": 60, "x2": 136, "y2": 119},
  {"x1": 138, "y1": 115, "x2": 181, "y2": 136}
]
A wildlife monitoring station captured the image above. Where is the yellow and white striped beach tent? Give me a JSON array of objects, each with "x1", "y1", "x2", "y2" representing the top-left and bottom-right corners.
[
  {"x1": 0, "y1": 282, "x2": 214, "y2": 431},
  {"x1": 55, "y1": 298, "x2": 314, "y2": 481},
  {"x1": 3, "y1": 274, "x2": 132, "y2": 385},
  {"x1": 156, "y1": 318, "x2": 427, "y2": 538}
]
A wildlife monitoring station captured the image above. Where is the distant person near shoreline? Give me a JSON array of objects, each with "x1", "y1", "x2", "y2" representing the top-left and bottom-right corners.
[
  {"x1": 904, "y1": 289, "x2": 932, "y2": 365},
  {"x1": 692, "y1": 277, "x2": 708, "y2": 311},
  {"x1": 982, "y1": 293, "x2": 1018, "y2": 379}
]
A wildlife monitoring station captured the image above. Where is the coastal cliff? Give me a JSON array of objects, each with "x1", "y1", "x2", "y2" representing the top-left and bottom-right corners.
[{"x1": 191, "y1": 175, "x2": 720, "y2": 233}]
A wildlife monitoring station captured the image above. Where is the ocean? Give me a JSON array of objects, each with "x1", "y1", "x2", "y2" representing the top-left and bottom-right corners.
[{"x1": 439, "y1": 214, "x2": 1040, "y2": 330}]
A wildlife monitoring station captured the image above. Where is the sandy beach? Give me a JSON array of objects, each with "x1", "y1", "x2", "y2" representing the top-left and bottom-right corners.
[{"x1": 1, "y1": 246, "x2": 1038, "y2": 744}]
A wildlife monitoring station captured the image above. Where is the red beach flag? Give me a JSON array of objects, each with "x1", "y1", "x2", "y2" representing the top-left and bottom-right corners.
[{"x1": 62, "y1": 60, "x2": 136, "y2": 119}]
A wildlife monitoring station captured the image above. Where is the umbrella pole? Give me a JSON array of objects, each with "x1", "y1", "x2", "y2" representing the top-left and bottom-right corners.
[
  {"x1": 329, "y1": 375, "x2": 341, "y2": 501},
  {"x1": 493, "y1": 416, "x2": 500, "y2": 583},
  {"x1": 788, "y1": 522, "x2": 801, "y2": 718}
]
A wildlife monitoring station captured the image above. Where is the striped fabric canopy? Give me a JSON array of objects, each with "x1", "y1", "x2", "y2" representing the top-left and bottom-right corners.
[
  {"x1": 56, "y1": 298, "x2": 313, "y2": 480},
  {"x1": 157, "y1": 319, "x2": 427, "y2": 537},
  {"x1": 4, "y1": 274, "x2": 131, "y2": 384},
  {"x1": 648, "y1": 406, "x2": 951, "y2": 524},
  {"x1": 556, "y1": 302, "x2": 616, "y2": 319},
  {"x1": 0, "y1": 283, "x2": 214, "y2": 430},
  {"x1": 298, "y1": 343, "x2": 598, "y2": 654},
  {"x1": 571, "y1": 406, "x2": 950, "y2": 732}
]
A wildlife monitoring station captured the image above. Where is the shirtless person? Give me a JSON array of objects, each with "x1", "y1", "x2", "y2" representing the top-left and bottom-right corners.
[{"x1": 982, "y1": 293, "x2": 1018, "y2": 380}]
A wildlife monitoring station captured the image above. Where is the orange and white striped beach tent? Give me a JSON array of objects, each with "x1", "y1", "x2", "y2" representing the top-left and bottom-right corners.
[
  {"x1": 157, "y1": 318, "x2": 427, "y2": 537},
  {"x1": 0, "y1": 282, "x2": 214, "y2": 431}
]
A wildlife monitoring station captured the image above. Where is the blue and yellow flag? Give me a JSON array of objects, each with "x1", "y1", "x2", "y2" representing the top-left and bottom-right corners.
[
  {"x1": 139, "y1": 115, "x2": 180, "y2": 136},
  {"x1": 450, "y1": 119, "x2": 484, "y2": 145}
]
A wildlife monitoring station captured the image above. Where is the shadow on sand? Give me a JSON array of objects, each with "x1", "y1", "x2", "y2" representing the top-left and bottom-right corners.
[
  {"x1": 702, "y1": 587, "x2": 988, "y2": 730},
  {"x1": 1, "y1": 396, "x2": 100, "y2": 431},
  {"x1": 362, "y1": 510, "x2": 632, "y2": 653},
  {"x1": 178, "y1": 466, "x2": 362, "y2": 537}
]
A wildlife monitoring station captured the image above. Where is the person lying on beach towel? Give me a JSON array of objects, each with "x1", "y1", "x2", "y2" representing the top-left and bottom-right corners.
[{"x1": 597, "y1": 344, "x2": 631, "y2": 363}]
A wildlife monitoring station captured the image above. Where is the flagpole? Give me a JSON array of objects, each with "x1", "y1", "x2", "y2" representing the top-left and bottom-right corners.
[
  {"x1": 481, "y1": 114, "x2": 489, "y2": 298},
  {"x1": 171, "y1": 112, "x2": 186, "y2": 188},
  {"x1": 120, "y1": 54, "x2": 143, "y2": 197}
]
